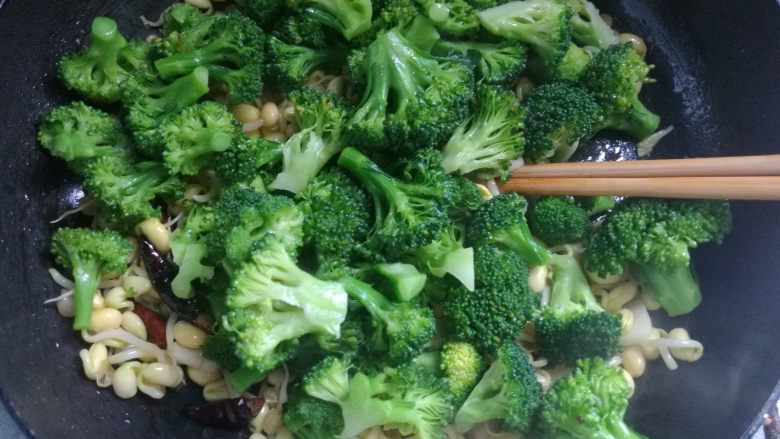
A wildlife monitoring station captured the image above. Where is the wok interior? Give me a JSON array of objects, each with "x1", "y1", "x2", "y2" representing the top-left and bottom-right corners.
[{"x1": 0, "y1": 0, "x2": 778, "y2": 438}]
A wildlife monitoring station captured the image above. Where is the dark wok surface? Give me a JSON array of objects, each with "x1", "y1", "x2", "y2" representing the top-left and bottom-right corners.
[{"x1": 1, "y1": 0, "x2": 779, "y2": 437}]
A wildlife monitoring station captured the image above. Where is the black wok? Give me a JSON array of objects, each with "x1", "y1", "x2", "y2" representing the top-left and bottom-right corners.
[{"x1": 1, "y1": 0, "x2": 779, "y2": 437}]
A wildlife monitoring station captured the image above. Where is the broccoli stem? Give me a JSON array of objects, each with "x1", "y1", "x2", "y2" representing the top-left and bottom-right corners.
[
  {"x1": 228, "y1": 366, "x2": 268, "y2": 393},
  {"x1": 339, "y1": 275, "x2": 392, "y2": 319},
  {"x1": 154, "y1": 45, "x2": 219, "y2": 80},
  {"x1": 604, "y1": 416, "x2": 648, "y2": 439},
  {"x1": 549, "y1": 253, "x2": 600, "y2": 311},
  {"x1": 89, "y1": 17, "x2": 126, "y2": 63},
  {"x1": 631, "y1": 262, "x2": 701, "y2": 316},
  {"x1": 611, "y1": 95, "x2": 661, "y2": 140},
  {"x1": 493, "y1": 223, "x2": 552, "y2": 266},
  {"x1": 72, "y1": 261, "x2": 101, "y2": 330},
  {"x1": 154, "y1": 66, "x2": 211, "y2": 112}
]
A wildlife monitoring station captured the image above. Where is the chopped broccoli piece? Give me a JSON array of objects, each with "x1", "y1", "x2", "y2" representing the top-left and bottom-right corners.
[
  {"x1": 202, "y1": 328, "x2": 242, "y2": 371},
  {"x1": 288, "y1": 0, "x2": 372, "y2": 40},
  {"x1": 529, "y1": 196, "x2": 589, "y2": 245},
  {"x1": 567, "y1": 0, "x2": 619, "y2": 49},
  {"x1": 410, "y1": 225, "x2": 475, "y2": 291},
  {"x1": 528, "y1": 42, "x2": 592, "y2": 83},
  {"x1": 160, "y1": 3, "x2": 209, "y2": 35},
  {"x1": 440, "y1": 340, "x2": 485, "y2": 402},
  {"x1": 51, "y1": 228, "x2": 131, "y2": 329},
  {"x1": 214, "y1": 135, "x2": 282, "y2": 187},
  {"x1": 360, "y1": 262, "x2": 428, "y2": 302},
  {"x1": 433, "y1": 39, "x2": 528, "y2": 86},
  {"x1": 170, "y1": 204, "x2": 215, "y2": 299},
  {"x1": 266, "y1": 36, "x2": 347, "y2": 89},
  {"x1": 417, "y1": 0, "x2": 480, "y2": 37},
  {"x1": 234, "y1": 0, "x2": 286, "y2": 28},
  {"x1": 284, "y1": 386, "x2": 343, "y2": 439}
]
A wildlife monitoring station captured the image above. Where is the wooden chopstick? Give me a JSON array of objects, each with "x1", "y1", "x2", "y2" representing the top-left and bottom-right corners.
[
  {"x1": 509, "y1": 155, "x2": 780, "y2": 178},
  {"x1": 499, "y1": 176, "x2": 780, "y2": 200}
]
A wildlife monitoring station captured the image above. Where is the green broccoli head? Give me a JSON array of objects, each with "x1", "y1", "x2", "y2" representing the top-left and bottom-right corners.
[
  {"x1": 161, "y1": 101, "x2": 240, "y2": 176},
  {"x1": 440, "y1": 341, "x2": 485, "y2": 402},
  {"x1": 441, "y1": 244, "x2": 533, "y2": 353},
  {"x1": 529, "y1": 196, "x2": 589, "y2": 246},
  {"x1": 234, "y1": 0, "x2": 287, "y2": 28},
  {"x1": 284, "y1": 386, "x2": 343, "y2": 439},
  {"x1": 528, "y1": 42, "x2": 592, "y2": 83},
  {"x1": 37, "y1": 101, "x2": 131, "y2": 173},
  {"x1": 442, "y1": 84, "x2": 525, "y2": 179},
  {"x1": 345, "y1": 26, "x2": 474, "y2": 152},
  {"x1": 417, "y1": 0, "x2": 480, "y2": 37},
  {"x1": 585, "y1": 198, "x2": 731, "y2": 316},
  {"x1": 214, "y1": 135, "x2": 282, "y2": 187},
  {"x1": 288, "y1": 0, "x2": 372, "y2": 40},
  {"x1": 266, "y1": 36, "x2": 347, "y2": 89},
  {"x1": 433, "y1": 39, "x2": 528, "y2": 86},
  {"x1": 409, "y1": 225, "x2": 475, "y2": 291},
  {"x1": 536, "y1": 358, "x2": 646, "y2": 439},
  {"x1": 303, "y1": 356, "x2": 454, "y2": 439},
  {"x1": 51, "y1": 227, "x2": 131, "y2": 330},
  {"x1": 467, "y1": 193, "x2": 553, "y2": 266},
  {"x1": 201, "y1": 328, "x2": 242, "y2": 371},
  {"x1": 58, "y1": 17, "x2": 152, "y2": 102},
  {"x1": 153, "y1": 13, "x2": 265, "y2": 103},
  {"x1": 271, "y1": 12, "x2": 337, "y2": 48},
  {"x1": 478, "y1": 0, "x2": 572, "y2": 68},
  {"x1": 454, "y1": 342, "x2": 542, "y2": 433},
  {"x1": 170, "y1": 204, "x2": 216, "y2": 299},
  {"x1": 581, "y1": 43, "x2": 660, "y2": 139},
  {"x1": 523, "y1": 82, "x2": 602, "y2": 163}
]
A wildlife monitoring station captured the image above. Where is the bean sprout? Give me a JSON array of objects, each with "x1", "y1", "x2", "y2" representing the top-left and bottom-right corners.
[
  {"x1": 50, "y1": 197, "x2": 95, "y2": 223},
  {"x1": 48, "y1": 268, "x2": 74, "y2": 289},
  {"x1": 85, "y1": 329, "x2": 169, "y2": 363},
  {"x1": 637, "y1": 125, "x2": 674, "y2": 157},
  {"x1": 485, "y1": 179, "x2": 500, "y2": 196},
  {"x1": 43, "y1": 288, "x2": 73, "y2": 305}
]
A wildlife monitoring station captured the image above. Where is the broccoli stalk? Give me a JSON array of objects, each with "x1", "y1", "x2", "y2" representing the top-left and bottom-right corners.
[
  {"x1": 535, "y1": 253, "x2": 623, "y2": 366},
  {"x1": 454, "y1": 343, "x2": 542, "y2": 433},
  {"x1": 170, "y1": 205, "x2": 215, "y2": 299},
  {"x1": 51, "y1": 228, "x2": 132, "y2": 329},
  {"x1": 58, "y1": 17, "x2": 151, "y2": 102},
  {"x1": 356, "y1": 263, "x2": 428, "y2": 302},
  {"x1": 536, "y1": 358, "x2": 647, "y2": 438},
  {"x1": 290, "y1": 0, "x2": 372, "y2": 40},
  {"x1": 441, "y1": 85, "x2": 525, "y2": 178}
]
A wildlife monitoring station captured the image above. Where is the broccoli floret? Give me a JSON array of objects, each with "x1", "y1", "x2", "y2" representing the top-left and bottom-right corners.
[
  {"x1": 288, "y1": 0, "x2": 372, "y2": 40},
  {"x1": 441, "y1": 244, "x2": 533, "y2": 353},
  {"x1": 340, "y1": 276, "x2": 436, "y2": 364},
  {"x1": 581, "y1": 43, "x2": 660, "y2": 139},
  {"x1": 210, "y1": 187, "x2": 304, "y2": 268},
  {"x1": 359, "y1": 262, "x2": 428, "y2": 302},
  {"x1": 83, "y1": 156, "x2": 183, "y2": 227},
  {"x1": 523, "y1": 82, "x2": 602, "y2": 163},
  {"x1": 234, "y1": 0, "x2": 286, "y2": 28},
  {"x1": 124, "y1": 66, "x2": 211, "y2": 158},
  {"x1": 223, "y1": 237, "x2": 348, "y2": 387},
  {"x1": 454, "y1": 342, "x2": 541, "y2": 433},
  {"x1": 442, "y1": 174, "x2": 485, "y2": 223},
  {"x1": 416, "y1": 0, "x2": 480, "y2": 37},
  {"x1": 271, "y1": 12, "x2": 337, "y2": 48},
  {"x1": 585, "y1": 198, "x2": 731, "y2": 316},
  {"x1": 37, "y1": 102, "x2": 131, "y2": 174},
  {"x1": 51, "y1": 228, "x2": 131, "y2": 329},
  {"x1": 201, "y1": 327, "x2": 242, "y2": 371},
  {"x1": 284, "y1": 387, "x2": 343, "y2": 439},
  {"x1": 161, "y1": 101, "x2": 240, "y2": 176},
  {"x1": 303, "y1": 356, "x2": 454, "y2": 439},
  {"x1": 160, "y1": 3, "x2": 209, "y2": 35},
  {"x1": 467, "y1": 193, "x2": 552, "y2": 266},
  {"x1": 576, "y1": 194, "x2": 616, "y2": 215},
  {"x1": 270, "y1": 89, "x2": 349, "y2": 194},
  {"x1": 535, "y1": 358, "x2": 646, "y2": 438},
  {"x1": 478, "y1": 0, "x2": 572, "y2": 69},
  {"x1": 214, "y1": 135, "x2": 282, "y2": 187},
  {"x1": 297, "y1": 168, "x2": 372, "y2": 264},
  {"x1": 440, "y1": 341, "x2": 485, "y2": 402},
  {"x1": 266, "y1": 36, "x2": 347, "y2": 89},
  {"x1": 535, "y1": 253, "x2": 622, "y2": 366},
  {"x1": 170, "y1": 204, "x2": 215, "y2": 299},
  {"x1": 410, "y1": 225, "x2": 475, "y2": 291},
  {"x1": 345, "y1": 26, "x2": 474, "y2": 152},
  {"x1": 441, "y1": 85, "x2": 525, "y2": 179},
  {"x1": 154, "y1": 13, "x2": 264, "y2": 103},
  {"x1": 58, "y1": 17, "x2": 151, "y2": 102},
  {"x1": 528, "y1": 42, "x2": 591, "y2": 83},
  {"x1": 567, "y1": 0, "x2": 619, "y2": 49},
  {"x1": 433, "y1": 39, "x2": 527, "y2": 86},
  {"x1": 529, "y1": 196, "x2": 589, "y2": 245},
  {"x1": 338, "y1": 147, "x2": 449, "y2": 261}
]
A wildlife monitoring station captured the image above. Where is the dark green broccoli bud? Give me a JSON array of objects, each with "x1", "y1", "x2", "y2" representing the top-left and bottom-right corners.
[
  {"x1": 467, "y1": 193, "x2": 552, "y2": 266},
  {"x1": 201, "y1": 328, "x2": 242, "y2": 371},
  {"x1": 234, "y1": 0, "x2": 286, "y2": 28},
  {"x1": 83, "y1": 156, "x2": 183, "y2": 227},
  {"x1": 585, "y1": 198, "x2": 731, "y2": 316},
  {"x1": 124, "y1": 66, "x2": 211, "y2": 158},
  {"x1": 269, "y1": 89, "x2": 349, "y2": 194},
  {"x1": 536, "y1": 358, "x2": 647, "y2": 438},
  {"x1": 271, "y1": 12, "x2": 336, "y2": 48},
  {"x1": 338, "y1": 147, "x2": 449, "y2": 261},
  {"x1": 478, "y1": 0, "x2": 572, "y2": 69},
  {"x1": 51, "y1": 228, "x2": 132, "y2": 330},
  {"x1": 287, "y1": 0, "x2": 372, "y2": 40},
  {"x1": 535, "y1": 253, "x2": 622, "y2": 366},
  {"x1": 153, "y1": 13, "x2": 264, "y2": 103},
  {"x1": 210, "y1": 187, "x2": 304, "y2": 268},
  {"x1": 528, "y1": 42, "x2": 591, "y2": 83},
  {"x1": 161, "y1": 101, "x2": 240, "y2": 176},
  {"x1": 214, "y1": 135, "x2": 282, "y2": 187},
  {"x1": 345, "y1": 25, "x2": 474, "y2": 152},
  {"x1": 58, "y1": 17, "x2": 152, "y2": 102},
  {"x1": 170, "y1": 204, "x2": 215, "y2": 299},
  {"x1": 529, "y1": 196, "x2": 589, "y2": 245},
  {"x1": 37, "y1": 102, "x2": 131, "y2": 174},
  {"x1": 266, "y1": 36, "x2": 347, "y2": 89},
  {"x1": 523, "y1": 82, "x2": 602, "y2": 163},
  {"x1": 224, "y1": 237, "x2": 348, "y2": 382},
  {"x1": 567, "y1": 0, "x2": 619, "y2": 49},
  {"x1": 454, "y1": 342, "x2": 542, "y2": 433},
  {"x1": 433, "y1": 39, "x2": 527, "y2": 86},
  {"x1": 581, "y1": 43, "x2": 660, "y2": 139},
  {"x1": 442, "y1": 85, "x2": 525, "y2": 179},
  {"x1": 441, "y1": 244, "x2": 533, "y2": 353},
  {"x1": 284, "y1": 386, "x2": 343, "y2": 439},
  {"x1": 440, "y1": 341, "x2": 485, "y2": 402},
  {"x1": 160, "y1": 3, "x2": 209, "y2": 35},
  {"x1": 340, "y1": 276, "x2": 436, "y2": 364},
  {"x1": 442, "y1": 175, "x2": 485, "y2": 223},
  {"x1": 416, "y1": 0, "x2": 480, "y2": 37},
  {"x1": 297, "y1": 168, "x2": 372, "y2": 264},
  {"x1": 303, "y1": 356, "x2": 454, "y2": 439}
]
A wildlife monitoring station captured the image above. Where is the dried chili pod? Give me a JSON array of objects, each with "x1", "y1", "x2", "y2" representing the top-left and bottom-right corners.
[
  {"x1": 185, "y1": 397, "x2": 265, "y2": 430},
  {"x1": 138, "y1": 238, "x2": 202, "y2": 320}
]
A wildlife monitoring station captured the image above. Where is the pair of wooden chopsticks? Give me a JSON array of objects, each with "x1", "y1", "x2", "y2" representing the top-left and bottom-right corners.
[{"x1": 499, "y1": 154, "x2": 780, "y2": 200}]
